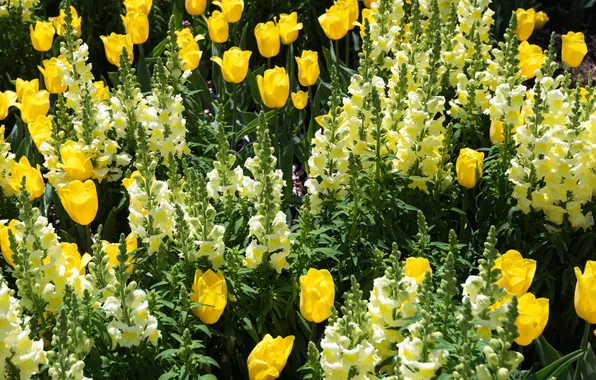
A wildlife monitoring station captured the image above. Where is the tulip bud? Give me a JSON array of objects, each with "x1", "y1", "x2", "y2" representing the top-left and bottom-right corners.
[
  {"x1": 295, "y1": 50, "x2": 320, "y2": 87},
  {"x1": 404, "y1": 257, "x2": 432, "y2": 284},
  {"x1": 100, "y1": 33, "x2": 134, "y2": 67},
  {"x1": 190, "y1": 269, "x2": 228, "y2": 324},
  {"x1": 60, "y1": 140, "x2": 94, "y2": 181},
  {"x1": 175, "y1": 28, "x2": 203, "y2": 71},
  {"x1": 562, "y1": 32, "x2": 588, "y2": 68},
  {"x1": 291, "y1": 91, "x2": 308, "y2": 110},
  {"x1": 254, "y1": 21, "x2": 280, "y2": 58},
  {"x1": 204, "y1": 11, "x2": 229, "y2": 44},
  {"x1": 58, "y1": 180, "x2": 99, "y2": 226},
  {"x1": 299, "y1": 268, "x2": 335, "y2": 323},
  {"x1": 515, "y1": 8, "x2": 535, "y2": 41},
  {"x1": 277, "y1": 12, "x2": 303, "y2": 45},
  {"x1": 50, "y1": 6, "x2": 82, "y2": 38},
  {"x1": 211, "y1": 47, "x2": 251, "y2": 83},
  {"x1": 185, "y1": 0, "x2": 206, "y2": 16},
  {"x1": 212, "y1": 0, "x2": 244, "y2": 23},
  {"x1": 0, "y1": 91, "x2": 17, "y2": 121},
  {"x1": 518, "y1": 41, "x2": 545, "y2": 79},
  {"x1": 336, "y1": 0, "x2": 358, "y2": 30},
  {"x1": 319, "y1": 3, "x2": 350, "y2": 40},
  {"x1": 15, "y1": 78, "x2": 39, "y2": 103},
  {"x1": 257, "y1": 67, "x2": 289, "y2": 109},
  {"x1": 0, "y1": 220, "x2": 19, "y2": 268},
  {"x1": 121, "y1": 11, "x2": 149, "y2": 45},
  {"x1": 574, "y1": 261, "x2": 596, "y2": 324},
  {"x1": 102, "y1": 233, "x2": 138, "y2": 272},
  {"x1": 247, "y1": 334, "x2": 294, "y2": 380},
  {"x1": 6, "y1": 156, "x2": 45, "y2": 200},
  {"x1": 30, "y1": 21, "x2": 55, "y2": 52},
  {"x1": 456, "y1": 148, "x2": 484, "y2": 189},
  {"x1": 534, "y1": 11, "x2": 548, "y2": 30}
]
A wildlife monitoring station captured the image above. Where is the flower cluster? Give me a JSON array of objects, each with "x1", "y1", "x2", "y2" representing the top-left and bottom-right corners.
[{"x1": 0, "y1": 0, "x2": 40, "y2": 21}]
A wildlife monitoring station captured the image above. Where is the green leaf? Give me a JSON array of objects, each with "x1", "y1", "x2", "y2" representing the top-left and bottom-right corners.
[
  {"x1": 529, "y1": 346, "x2": 585, "y2": 380},
  {"x1": 102, "y1": 207, "x2": 119, "y2": 243},
  {"x1": 137, "y1": 44, "x2": 151, "y2": 92},
  {"x1": 235, "y1": 110, "x2": 275, "y2": 144},
  {"x1": 246, "y1": 65, "x2": 265, "y2": 107},
  {"x1": 535, "y1": 335, "x2": 573, "y2": 380}
]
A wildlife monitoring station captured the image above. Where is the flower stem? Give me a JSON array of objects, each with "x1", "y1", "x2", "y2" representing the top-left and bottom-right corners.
[
  {"x1": 85, "y1": 224, "x2": 92, "y2": 254},
  {"x1": 345, "y1": 33, "x2": 349, "y2": 68},
  {"x1": 274, "y1": 107, "x2": 280, "y2": 169},
  {"x1": 574, "y1": 321, "x2": 592, "y2": 380}
]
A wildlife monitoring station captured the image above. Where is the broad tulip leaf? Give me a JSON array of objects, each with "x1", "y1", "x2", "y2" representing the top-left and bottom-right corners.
[
  {"x1": 529, "y1": 346, "x2": 585, "y2": 380},
  {"x1": 535, "y1": 335, "x2": 573, "y2": 380}
]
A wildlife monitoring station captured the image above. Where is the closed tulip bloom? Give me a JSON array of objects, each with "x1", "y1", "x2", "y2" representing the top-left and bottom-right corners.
[
  {"x1": 518, "y1": 41, "x2": 545, "y2": 79},
  {"x1": 0, "y1": 91, "x2": 17, "y2": 121},
  {"x1": 6, "y1": 156, "x2": 45, "y2": 200},
  {"x1": 175, "y1": 28, "x2": 203, "y2": 71},
  {"x1": 493, "y1": 250, "x2": 536, "y2": 296},
  {"x1": 292, "y1": 91, "x2": 308, "y2": 110},
  {"x1": 15, "y1": 78, "x2": 39, "y2": 103},
  {"x1": 58, "y1": 180, "x2": 98, "y2": 226},
  {"x1": 255, "y1": 21, "x2": 280, "y2": 58},
  {"x1": 0, "y1": 220, "x2": 19, "y2": 268},
  {"x1": 124, "y1": 0, "x2": 152, "y2": 15},
  {"x1": 190, "y1": 269, "x2": 228, "y2": 324},
  {"x1": 211, "y1": 47, "x2": 252, "y2": 83},
  {"x1": 319, "y1": 3, "x2": 350, "y2": 40},
  {"x1": 100, "y1": 33, "x2": 134, "y2": 67},
  {"x1": 357, "y1": 8, "x2": 375, "y2": 38},
  {"x1": 562, "y1": 32, "x2": 588, "y2": 68},
  {"x1": 121, "y1": 11, "x2": 149, "y2": 45},
  {"x1": 38, "y1": 57, "x2": 68, "y2": 94},
  {"x1": 20, "y1": 90, "x2": 50, "y2": 124},
  {"x1": 213, "y1": 0, "x2": 244, "y2": 23},
  {"x1": 299, "y1": 268, "x2": 334, "y2": 322},
  {"x1": 515, "y1": 8, "x2": 535, "y2": 41},
  {"x1": 102, "y1": 233, "x2": 138, "y2": 272},
  {"x1": 204, "y1": 11, "x2": 229, "y2": 44},
  {"x1": 247, "y1": 334, "x2": 294, "y2": 380},
  {"x1": 93, "y1": 81, "x2": 110, "y2": 101},
  {"x1": 186, "y1": 0, "x2": 207, "y2": 16},
  {"x1": 337, "y1": 0, "x2": 359, "y2": 30},
  {"x1": 61, "y1": 242, "x2": 92, "y2": 275},
  {"x1": 30, "y1": 21, "x2": 55, "y2": 52},
  {"x1": 534, "y1": 11, "x2": 548, "y2": 29},
  {"x1": 456, "y1": 148, "x2": 484, "y2": 189},
  {"x1": 405, "y1": 257, "x2": 432, "y2": 284},
  {"x1": 277, "y1": 12, "x2": 303, "y2": 45},
  {"x1": 295, "y1": 50, "x2": 319, "y2": 87},
  {"x1": 515, "y1": 293, "x2": 549, "y2": 346},
  {"x1": 28, "y1": 115, "x2": 52, "y2": 150},
  {"x1": 574, "y1": 261, "x2": 596, "y2": 324},
  {"x1": 490, "y1": 112, "x2": 524, "y2": 144},
  {"x1": 257, "y1": 66, "x2": 289, "y2": 108},
  {"x1": 51, "y1": 6, "x2": 82, "y2": 38},
  {"x1": 60, "y1": 140, "x2": 94, "y2": 181}
]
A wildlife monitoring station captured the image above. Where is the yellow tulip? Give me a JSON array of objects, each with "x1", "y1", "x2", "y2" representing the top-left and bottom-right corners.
[
  {"x1": 204, "y1": 11, "x2": 229, "y2": 44},
  {"x1": 61, "y1": 242, "x2": 92, "y2": 275},
  {"x1": 247, "y1": 334, "x2": 294, "y2": 380},
  {"x1": 102, "y1": 233, "x2": 138, "y2": 272},
  {"x1": 364, "y1": 0, "x2": 376, "y2": 7},
  {"x1": 515, "y1": 8, "x2": 535, "y2": 41},
  {"x1": 58, "y1": 180, "x2": 98, "y2": 226},
  {"x1": 93, "y1": 81, "x2": 110, "y2": 101},
  {"x1": 515, "y1": 293, "x2": 549, "y2": 346},
  {"x1": 291, "y1": 91, "x2": 308, "y2": 110},
  {"x1": 122, "y1": 170, "x2": 145, "y2": 189},
  {"x1": 100, "y1": 33, "x2": 134, "y2": 67},
  {"x1": 518, "y1": 41, "x2": 545, "y2": 79},
  {"x1": 574, "y1": 261, "x2": 596, "y2": 324},
  {"x1": 50, "y1": 6, "x2": 82, "y2": 38},
  {"x1": 185, "y1": 0, "x2": 207, "y2": 16},
  {"x1": 534, "y1": 11, "x2": 548, "y2": 30},
  {"x1": 30, "y1": 21, "x2": 55, "y2": 52},
  {"x1": 319, "y1": 3, "x2": 350, "y2": 40},
  {"x1": 299, "y1": 268, "x2": 334, "y2": 323},
  {"x1": 254, "y1": 21, "x2": 280, "y2": 58},
  {"x1": 190, "y1": 269, "x2": 228, "y2": 324},
  {"x1": 0, "y1": 220, "x2": 19, "y2": 268},
  {"x1": 456, "y1": 148, "x2": 484, "y2": 189},
  {"x1": 490, "y1": 112, "x2": 524, "y2": 144},
  {"x1": 211, "y1": 47, "x2": 252, "y2": 83},
  {"x1": 295, "y1": 50, "x2": 319, "y2": 87},
  {"x1": 357, "y1": 8, "x2": 375, "y2": 38},
  {"x1": 562, "y1": 32, "x2": 588, "y2": 68},
  {"x1": 405, "y1": 257, "x2": 432, "y2": 284},
  {"x1": 15, "y1": 78, "x2": 39, "y2": 103},
  {"x1": 6, "y1": 156, "x2": 45, "y2": 200},
  {"x1": 28, "y1": 115, "x2": 53, "y2": 150},
  {"x1": 124, "y1": 0, "x2": 152, "y2": 16},
  {"x1": 60, "y1": 140, "x2": 94, "y2": 181},
  {"x1": 277, "y1": 12, "x2": 302, "y2": 45},
  {"x1": 257, "y1": 66, "x2": 289, "y2": 109},
  {"x1": 175, "y1": 28, "x2": 203, "y2": 71},
  {"x1": 121, "y1": 11, "x2": 149, "y2": 45},
  {"x1": 493, "y1": 250, "x2": 536, "y2": 296},
  {"x1": 0, "y1": 91, "x2": 18, "y2": 121},
  {"x1": 20, "y1": 90, "x2": 50, "y2": 124},
  {"x1": 337, "y1": 0, "x2": 359, "y2": 30},
  {"x1": 38, "y1": 56, "x2": 68, "y2": 94},
  {"x1": 213, "y1": 0, "x2": 244, "y2": 23}
]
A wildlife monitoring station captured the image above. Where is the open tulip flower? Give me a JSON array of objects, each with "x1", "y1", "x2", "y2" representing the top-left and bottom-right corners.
[
  {"x1": 493, "y1": 250, "x2": 536, "y2": 297},
  {"x1": 175, "y1": 28, "x2": 203, "y2": 71},
  {"x1": 58, "y1": 180, "x2": 98, "y2": 226},
  {"x1": 190, "y1": 269, "x2": 228, "y2": 324},
  {"x1": 247, "y1": 334, "x2": 294, "y2": 380},
  {"x1": 211, "y1": 47, "x2": 252, "y2": 83},
  {"x1": 515, "y1": 293, "x2": 549, "y2": 346},
  {"x1": 19, "y1": 90, "x2": 50, "y2": 124},
  {"x1": 337, "y1": 0, "x2": 359, "y2": 30},
  {"x1": 562, "y1": 32, "x2": 588, "y2": 68},
  {"x1": 277, "y1": 12, "x2": 303, "y2": 45},
  {"x1": 100, "y1": 33, "x2": 134, "y2": 67},
  {"x1": 61, "y1": 242, "x2": 92, "y2": 275},
  {"x1": 30, "y1": 21, "x2": 55, "y2": 52},
  {"x1": 15, "y1": 78, "x2": 39, "y2": 103},
  {"x1": 518, "y1": 41, "x2": 545, "y2": 79},
  {"x1": 213, "y1": 0, "x2": 244, "y2": 23},
  {"x1": 38, "y1": 57, "x2": 68, "y2": 94},
  {"x1": 254, "y1": 21, "x2": 281, "y2": 58}
]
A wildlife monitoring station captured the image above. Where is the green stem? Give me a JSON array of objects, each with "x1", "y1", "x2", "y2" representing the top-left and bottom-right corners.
[
  {"x1": 334, "y1": 39, "x2": 340, "y2": 63},
  {"x1": 39, "y1": 51, "x2": 45, "y2": 91},
  {"x1": 84, "y1": 224, "x2": 92, "y2": 254},
  {"x1": 574, "y1": 322, "x2": 592, "y2": 380},
  {"x1": 274, "y1": 107, "x2": 280, "y2": 169},
  {"x1": 345, "y1": 33, "x2": 349, "y2": 68},
  {"x1": 459, "y1": 190, "x2": 468, "y2": 242},
  {"x1": 267, "y1": 57, "x2": 271, "y2": 69},
  {"x1": 231, "y1": 83, "x2": 237, "y2": 147},
  {"x1": 309, "y1": 321, "x2": 318, "y2": 342}
]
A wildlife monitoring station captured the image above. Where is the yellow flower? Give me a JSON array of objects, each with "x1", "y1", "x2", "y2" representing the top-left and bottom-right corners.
[
  {"x1": 211, "y1": 47, "x2": 252, "y2": 83},
  {"x1": 336, "y1": 0, "x2": 359, "y2": 30},
  {"x1": 204, "y1": 11, "x2": 229, "y2": 44},
  {"x1": 515, "y1": 293, "x2": 549, "y2": 346},
  {"x1": 15, "y1": 78, "x2": 39, "y2": 103},
  {"x1": 121, "y1": 11, "x2": 149, "y2": 45},
  {"x1": 60, "y1": 140, "x2": 94, "y2": 181},
  {"x1": 299, "y1": 268, "x2": 334, "y2": 323},
  {"x1": 254, "y1": 21, "x2": 280, "y2": 58},
  {"x1": 6, "y1": 156, "x2": 45, "y2": 200},
  {"x1": 319, "y1": 3, "x2": 350, "y2": 40},
  {"x1": 257, "y1": 66, "x2": 289, "y2": 109},
  {"x1": 38, "y1": 57, "x2": 68, "y2": 94},
  {"x1": 574, "y1": 261, "x2": 596, "y2": 324},
  {"x1": 28, "y1": 115, "x2": 53, "y2": 150},
  {"x1": 295, "y1": 50, "x2": 319, "y2": 87},
  {"x1": 405, "y1": 257, "x2": 432, "y2": 284},
  {"x1": 124, "y1": 0, "x2": 152, "y2": 16},
  {"x1": 61, "y1": 242, "x2": 92, "y2": 275},
  {"x1": 185, "y1": 0, "x2": 207, "y2": 16},
  {"x1": 247, "y1": 334, "x2": 294, "y2": 380},
  {"x1": 490, "y1": 112, "x2": 524, "y2": 144},
  {"x1": 534, "y1": 11, "x2": 548, "y2": 30},
  {"x1": 93, "y1": 81, "x2": 110, "y2": 101},
  {"x1": 102, "y1": 233, "x2": 138, "y2": 273},
  {"x1": 30, "y1": 21, "x2": 55, "y2": 52},
  {"x1": 493, "y1": 250, "x2": 536, "y2": 296},
  {"x1": 50, "y1": 6, "x2": 82, "y2": 38},
  {"x1": 0, "y1": 220, "x2": 19, "y2": 268},
  {"x1": 515, "y1": 8, "x2": 535, "y2": 41},
  {"x1": 175, "y1": 28, "x2": 203, "y2": 71},
  {"x1": 277, "y1": 12, "x2": 302, "y2": 45},
  {"x1": 58, "y1": 180, "x2": 98, "y2": 226},
  {"x1": 356, "y1": 8, "x2": 375, "y2": 38},
  {"x1": 20, "y1": 90, "x2": 50, "y2": 124},
  {"x1": 456, "y1": 148, "x2": 484, "y2": 189},
  {"x1": 0, "y1": 91, "x2": 18, "y2": 121},
  {"x1": 518, "y1": 41, "x2": 545, "y2": 79},
  {"x1": 364, "y1": 0, "x2": 376, "y2": 7},
  {"x1": 190, "y1": 269, "x2": 228, "y2": 324},
  {"x1": 122, "y1": 170, "x2": 144, "y2": 189},
  {"x1": 291, "y1": 91, "x2": 308, "y2": 110},
  {"x1": 562, "y1": 32, "x2": 588, "y2": 68},
  {"x1": 100, "y1": 33, "x2": 134, "y2": 67},
  {"x1": 213, "y1": 0, "x2": 244, "y2": 23}
]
